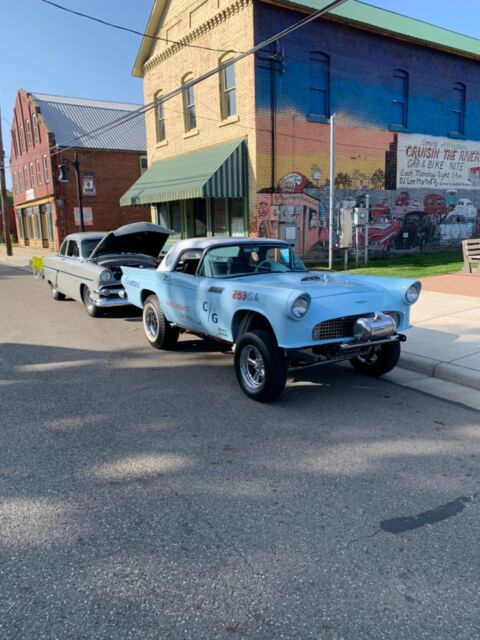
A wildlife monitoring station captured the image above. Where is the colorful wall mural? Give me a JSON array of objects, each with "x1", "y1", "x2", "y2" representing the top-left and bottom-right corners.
[{"x1": 253, "y1": 3, "x2": 480, "y2": 257}]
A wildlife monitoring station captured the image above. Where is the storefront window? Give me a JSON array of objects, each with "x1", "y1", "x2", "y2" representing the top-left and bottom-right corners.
[
  {"x1": 230, "y1": 198, "x2": 245, "y2": 236},
  {"x1": 213, "y1": 199, "x2": 228, "y2": 236},
  {"x1": 194, "y1": 199, "x2": 207, "y2": 236},
  {"x1": 16, "y1": 213, "x2": 24, "y2": 240},
  {"x1": 170, "y1": 202, "x2": 182, "y2": 236},
  {"x1": 156, "y1": 203, "x2": 169, "y2": 228},
  {"x1": 44, "y1": 204, "x2": 55, "y2": 241}
]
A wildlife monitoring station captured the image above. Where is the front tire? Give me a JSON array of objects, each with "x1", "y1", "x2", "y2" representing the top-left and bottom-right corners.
[
  {"x1": 234, "y1": 330, "x2": 287, "y2": 402},
  {"x1": 143, "y1": 295, "x2": 179, "y2": 350},
  {"x1": 50, "y1": 284, "x2": 65, "y2": 301},
  {"x1": 350, "y1": 340, "x2": 401, "y2": 376},
  {"x1": 82, "y1": 286, "x2": 101, "y2": 318}
]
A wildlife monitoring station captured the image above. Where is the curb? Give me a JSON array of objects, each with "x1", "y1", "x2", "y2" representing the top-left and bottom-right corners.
[{"x1": 400, "y1": 352, "x2": 480, "y2": 392}]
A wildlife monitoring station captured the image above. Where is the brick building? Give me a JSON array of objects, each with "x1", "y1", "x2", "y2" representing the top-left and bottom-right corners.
[
  {"x1": 121, "y1": 0, "x2": 480, "y2": 255},
  {"x1": 10, "y1": 90, "x2": 150, "y2": 249}
]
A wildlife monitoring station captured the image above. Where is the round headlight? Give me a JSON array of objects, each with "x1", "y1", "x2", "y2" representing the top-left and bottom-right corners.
[
  {"x1": 406, "y1": 283, "x2": 421, "y2": 304},
  {"x1": 100, "y1": 269, "x2": 113, "y2": 283},
  {"x1": 291, "y1": 295, "x2": 310, "y2": 319}
]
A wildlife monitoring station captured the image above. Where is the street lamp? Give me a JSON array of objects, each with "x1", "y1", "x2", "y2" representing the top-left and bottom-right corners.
[{"x1": 58, "y1": 151, "x2": 85, "y2": 232}]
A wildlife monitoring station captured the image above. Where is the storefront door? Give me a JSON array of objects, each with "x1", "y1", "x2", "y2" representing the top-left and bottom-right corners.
[{"x1": 193, "y1": 199, "x2": 207, "y2": 237}]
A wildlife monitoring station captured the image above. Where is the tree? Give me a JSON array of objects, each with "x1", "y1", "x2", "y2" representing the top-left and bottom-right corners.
[
  {"x1": 370, "y1": 169, "x2": 385, "y2": 190},
  {"x1": 335, "y1": 172, "x2": 352, "y2": 189}
]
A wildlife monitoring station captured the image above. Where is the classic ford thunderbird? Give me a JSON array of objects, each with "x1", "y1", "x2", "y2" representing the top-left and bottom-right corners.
[
  {"x1": 43, "y1": 222, "x2": 171, "y2": 317},
  {"x1": 121, "y1": 237, "x2": 421, "y2": 401}
]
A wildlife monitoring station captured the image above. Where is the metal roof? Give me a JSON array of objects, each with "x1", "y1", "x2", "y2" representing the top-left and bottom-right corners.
[
  {"x1": 30, "y1": 93, "x2": 146, "y2": 152},
  {"x1": 295, "y1": 1, "x2": 480, "y2": 58},
  {"x1": 120, "y1": 139, "x2": 247, "y2": 206}
]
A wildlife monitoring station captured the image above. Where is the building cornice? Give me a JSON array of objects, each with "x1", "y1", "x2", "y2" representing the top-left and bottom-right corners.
[{"x1": 144, "y1": 0, "x2": 252, "y2": 72}]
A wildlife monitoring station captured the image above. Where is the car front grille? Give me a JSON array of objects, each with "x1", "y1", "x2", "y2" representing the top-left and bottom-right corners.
[{"x1": 312, "y1": 311, "x2": 401, "y2": 341}]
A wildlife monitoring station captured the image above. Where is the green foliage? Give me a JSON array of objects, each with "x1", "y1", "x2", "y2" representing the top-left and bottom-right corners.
[{"x1": 342, "y1": 251, "x2": 463, "y2": 278}]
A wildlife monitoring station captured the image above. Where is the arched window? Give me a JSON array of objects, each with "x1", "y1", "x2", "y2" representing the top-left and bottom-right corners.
[
  {"x1": 452, "y1": 82, "x2": 466, "y2": 135},
  {"x1": 32, "y1": 114, "x2": 39, "y2": 143},
  {"x1": 392, "y1": 69, "x2": 408, "y2": 128},
  {"x1": 182, "y1": 73, "x2": 197, "y2": 132},
  {"x1": 309, "y1": 52, "x2": 330, "y2": 119},
  {"x1": 19, "y1": 125, "x2": 26, "y2": 153},
  {"x1": 219, "y1": 53, "x2": 236, "y2": 119},
  {"x1": 154, "y1": 91, "x2": 166, "y2": 142},
  {"x1": 26, "y1": 120, "x2": 32, "y2": 146}
]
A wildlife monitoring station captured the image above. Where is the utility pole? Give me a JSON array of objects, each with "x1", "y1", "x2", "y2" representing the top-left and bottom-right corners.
[
  {"x1": 0, "y1": 107, "x2": 13, "y2": 256},
  {"x1": 328, "y1": 113, "x2": 336, "y2": 270}
]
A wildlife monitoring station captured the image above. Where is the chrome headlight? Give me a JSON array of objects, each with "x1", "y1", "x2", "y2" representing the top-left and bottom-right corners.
[
  {"x1": 291, "y1": 295, "x2": 310, "y2": 319},
  {"x1": 406, "y1": 282, "x2": 421, "y2": 304},
  {"x1": 100, "y1": 269, "x2": 113, "y2": 283}
]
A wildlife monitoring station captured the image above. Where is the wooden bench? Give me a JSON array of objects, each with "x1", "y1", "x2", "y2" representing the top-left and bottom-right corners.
[{"x1": 462, "y1": 238, "x2": 480, "y2": 274}]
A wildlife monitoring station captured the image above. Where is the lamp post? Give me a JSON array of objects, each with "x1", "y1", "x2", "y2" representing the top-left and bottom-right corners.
[{"x1": 58, "y1": 152, "x2": 84, "y2": 232}]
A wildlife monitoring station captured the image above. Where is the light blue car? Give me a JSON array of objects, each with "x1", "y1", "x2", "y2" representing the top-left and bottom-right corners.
[{"x1": 122, "y1": 236, "x2": 421, "y2": 401}]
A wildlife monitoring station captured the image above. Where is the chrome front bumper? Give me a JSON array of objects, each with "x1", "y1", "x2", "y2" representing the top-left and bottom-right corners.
[{"x1": 92, "y1": 287, "x2": 129, "y2": 308}]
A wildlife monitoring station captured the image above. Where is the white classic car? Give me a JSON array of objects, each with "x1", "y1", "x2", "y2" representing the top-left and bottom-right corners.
[{"x1": 43, "y1": 222, "x2": 171, "y2": 317}]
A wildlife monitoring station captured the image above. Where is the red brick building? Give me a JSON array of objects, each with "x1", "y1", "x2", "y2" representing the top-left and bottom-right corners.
[{"x1": 9, "y1": 90, "x2": 150, "y2": 249}]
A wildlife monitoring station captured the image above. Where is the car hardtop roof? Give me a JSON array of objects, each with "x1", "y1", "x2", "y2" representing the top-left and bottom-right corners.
[
  {"x1": 164, "y1": 236, "x2": 291, "y2": 264},
  {"x1": 65, "y1": 231, "x2": 107, "y2": 242}
]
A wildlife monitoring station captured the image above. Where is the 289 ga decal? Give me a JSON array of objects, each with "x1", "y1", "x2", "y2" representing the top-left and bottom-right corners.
[{"x1": 232, "y1": 290, "x2": 259, "y2": 302}]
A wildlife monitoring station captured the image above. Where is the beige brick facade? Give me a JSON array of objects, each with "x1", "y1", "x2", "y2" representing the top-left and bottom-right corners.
[{"x1": 141, "y1": 0, "x2": 257, "y2": 232}]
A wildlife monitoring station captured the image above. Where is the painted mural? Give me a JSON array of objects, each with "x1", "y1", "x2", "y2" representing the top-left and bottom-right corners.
[{"x1": 255, "y1": 131, "x2": 480, "y2": 257}]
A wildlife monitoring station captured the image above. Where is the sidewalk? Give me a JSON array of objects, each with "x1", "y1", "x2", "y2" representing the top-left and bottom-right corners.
[{"x1": 1, "y1": 245, "x2": 479, "y2": 405}]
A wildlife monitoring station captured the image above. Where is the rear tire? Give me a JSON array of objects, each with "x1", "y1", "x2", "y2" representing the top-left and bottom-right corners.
[
  {"x1": 82, "y1": 286, "x2": 101, "y2": 318},
  {"x1": 143, "y1": 295, "x2": 179, "y2": 350},
  {"x1": 234, "y1": 330, "x2": 287, "y2": 402},
  {"x1": 50, "y1": 284, "x2": 65, "y2": 301},
  {"x1": 350, "y1": 341, "x2": 401, "y2": 376}
]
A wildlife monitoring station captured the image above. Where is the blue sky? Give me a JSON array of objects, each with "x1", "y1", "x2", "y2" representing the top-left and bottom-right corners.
[{"x1": 2, "y1": 0, "x2": 480, "y2": 187}]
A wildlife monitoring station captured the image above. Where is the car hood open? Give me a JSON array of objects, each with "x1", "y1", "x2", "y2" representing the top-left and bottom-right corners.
[{"x1": 88, "y1": 222, "x2": 173, "y2": 260}]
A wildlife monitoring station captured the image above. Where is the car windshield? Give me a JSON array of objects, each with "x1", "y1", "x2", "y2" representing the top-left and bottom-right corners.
[
  {"x1": 200, "y1": 243, "x2": 307, "y2": 278},
  {"x1": 81, "y1": 238, "x2": 104, "y2": 258}
]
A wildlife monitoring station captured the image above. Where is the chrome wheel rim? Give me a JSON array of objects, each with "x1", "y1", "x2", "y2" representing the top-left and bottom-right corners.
[
  {"x1": 239, "y1": 345, "x2": 265, "y2": 391},
  {"x1": 144, "y1": 305, "x2": 159, "y2": 340},
  {"x1": 357, "y1": 348, "x2": 379, "y2": 366},
  {"x1": 84, "y1": 288, "x2": 95, "y2": 312}
]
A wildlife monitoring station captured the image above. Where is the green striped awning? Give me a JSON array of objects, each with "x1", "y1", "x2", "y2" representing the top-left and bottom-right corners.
[{"x1": 120, "y1": 138, "x2": 247, "y2": 206}]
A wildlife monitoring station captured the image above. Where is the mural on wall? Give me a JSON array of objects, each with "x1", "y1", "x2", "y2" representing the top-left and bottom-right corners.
[{"x1": 256, "y1": 132, "x2": 480, "y2": 255}]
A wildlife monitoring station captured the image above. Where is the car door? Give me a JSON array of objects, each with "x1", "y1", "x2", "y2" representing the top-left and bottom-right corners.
[
  {"x1": 162, "y1": 250, "x2": 203, "y2": 328},
  {"x1": 56, "y1": 239, "x2": 81, "y2": 299}
]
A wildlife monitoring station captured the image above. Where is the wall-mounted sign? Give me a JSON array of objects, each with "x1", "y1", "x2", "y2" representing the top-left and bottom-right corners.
[
  {"x1": 278, "y1": 172, "x2": 309, "y2": 193},
  {"x1": 82, "y1": 173, "x2": 96, "y2": 196},
  {"x1": 397, "y1": 133, "x2": 480, "y2": 190},
  {"x1": 74, "y1": 207, "x2": 93, "y2": 226},
  {"x1": 25, "y1": 188, "x2": 35, "y2": 201}
]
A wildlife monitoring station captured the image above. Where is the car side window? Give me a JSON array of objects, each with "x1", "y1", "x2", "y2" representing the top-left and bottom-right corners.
[
  {"x1": 59, "y1": 240, "x2": 68, "y2": 256},
  {"x1": 173, "y1": 249, "x2": 203, "y2": 276},
  {"x1": 66, "y1": 240, "x2": 80, "y2": 259}
]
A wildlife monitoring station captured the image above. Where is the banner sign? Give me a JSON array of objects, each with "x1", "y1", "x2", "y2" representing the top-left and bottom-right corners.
[
  {"x1": 82, "y1": 173, "x2": 96, "y2": 196},
  {"x1": 74, "y1": 207, "x2": 93, "y2": 226},
  {"x1": 397, "y1": 133, "x2": 480, "y2": 190}
]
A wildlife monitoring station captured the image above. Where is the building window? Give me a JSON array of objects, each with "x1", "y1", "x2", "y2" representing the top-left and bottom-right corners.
[
  {"x1": 219, "y1": 56, "x2": 236, "y2": 119},
  {"x1": 392, "y1": 69, "x2": 409, "y2": 128},
  {"x1": 451, "y1": 82, "x2": 466, "y2": 135},
  {"x1": 154, "y1": 93, "x2": 166, "y2": 142},
  {"x1": 156, "y1": 202, "x2": 181, "y2": 237},
  {"x1": 11, "y1": 130, "x2": 19, "y2": 157},
  {"x1": 24, "y1": 166, "x2": 29, "y2": 190},
  {"x1": 19, "y1": 169, "x2": 24, "y2": 191},
  {"x1": 20, "y1": 125, "x2": 26, "y2": 153},
  {"x1": 13, "y1": 171, "x2": 18, "y2": 194},
  {"x1": 182, "y1": 74, "x2": 197, "y2": 132},
  {"x1": 32, "y1": 114, "x2": 39, "y2": 143},
  {"x1": 140, "y1": 156, "x2": 148, "y2": 174},
  {"x1": 309, "y1": 52, "x2": 330, "y2": 119},
  {"x1": 29, "y1": 162, "x2": 35, "y2": 187},
  {"x1": 36, "y1": 159, "x2": 42, "y2": 185},
  {"x1": 43, "y1": 155, "x2": 50, "y2": 182},
  {"x1": 26, "y1": 120, "x2": 32, "y2": 146}
]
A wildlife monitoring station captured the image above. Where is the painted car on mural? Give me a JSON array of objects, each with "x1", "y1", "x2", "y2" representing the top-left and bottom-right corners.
[
  {"x1": 121, "y1": 236, "x2": 421, "y2": 402},
  {"x1": 43, "y1": 222, "x2": 171, "y2": 317},
  {"x1": 439, "y1": 210, "x2": 478, "y2": 243}
]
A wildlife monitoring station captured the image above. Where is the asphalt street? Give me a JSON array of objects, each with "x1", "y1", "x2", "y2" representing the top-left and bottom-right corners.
[{"x1": 1, "y1": 263, "x2": 479, "y2": 640}]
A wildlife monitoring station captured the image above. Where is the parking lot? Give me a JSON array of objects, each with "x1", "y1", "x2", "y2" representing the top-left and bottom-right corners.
[{"x1": 1, "y1": 263, "x2": 479, "y2": 639}]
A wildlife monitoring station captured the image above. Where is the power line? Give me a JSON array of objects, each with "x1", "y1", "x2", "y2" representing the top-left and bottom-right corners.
[
  {"x1": 40, "y1": 0, "x2": 239, "y2": 54},
  {"x1": 8, "y1": 0, "x2": 349, "y2": 171}
]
